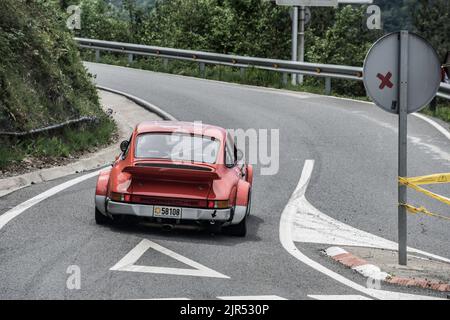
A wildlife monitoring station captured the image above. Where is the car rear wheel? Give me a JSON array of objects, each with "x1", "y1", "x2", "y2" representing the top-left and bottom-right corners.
[
  {"x1": 225, "y1": 216, "x2": 247, "y2": 237},
  {"x1": 95, "y1": 208, "x2": 111, "y2": 225}
]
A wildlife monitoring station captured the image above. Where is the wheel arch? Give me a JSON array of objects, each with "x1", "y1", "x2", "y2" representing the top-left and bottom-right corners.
[{"x1": 95, "y1": 168, "x2": 111, "y2": 215}]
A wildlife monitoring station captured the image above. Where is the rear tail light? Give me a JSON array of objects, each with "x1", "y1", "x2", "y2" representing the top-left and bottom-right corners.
[
  {"x1": 110, "y1": 193, "x2": 229, "y2": 209},
  {"x1": 110, "y1": 192, "x2": 131, "y2": 202},
  {"x1": 207, "y1": 200, "x2": 230, "y2": 209}
]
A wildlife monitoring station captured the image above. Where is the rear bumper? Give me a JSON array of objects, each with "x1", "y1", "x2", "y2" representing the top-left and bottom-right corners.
[{"x1": 106, "y1": 200, "x2": 232, "y2": 222}]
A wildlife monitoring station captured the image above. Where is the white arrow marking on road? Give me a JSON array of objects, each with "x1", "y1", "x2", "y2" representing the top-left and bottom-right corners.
[
  {"x1": 110, "y1": 239, "x2": 230, "y2": 279},
  {"x1": 290, "y1": 163, "x2": 450, "y2": 263},
  {"x1": 279, "y1": 160, "x2": 445, "y2": 300},
  {"x1": 308, "y1": 295, "x2": 372, "y2": 300}
]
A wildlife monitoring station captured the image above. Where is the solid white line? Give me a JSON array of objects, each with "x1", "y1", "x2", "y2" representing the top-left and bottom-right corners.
[
  {"x1": 279, "y1": 160, "x2": 443, "y2": 300},
  {"x1": 0, "y1": 169, "x2": 103, "y2": 230},
  {"x1": 217, "y1": 295, "x2": 287, "y2": 300},
  {"x1": 308, "y1": 295, "x2": 372, "y2": 300},
  {"x1": 412, "y1": 113, "x2": 450, "y2": 141},
  {"x1": 110, "y1": 239, "x2": 230, "y2": 279}
]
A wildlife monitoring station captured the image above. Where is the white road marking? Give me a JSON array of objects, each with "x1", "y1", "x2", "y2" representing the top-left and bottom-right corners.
[
  {"x1": 412, "y1": 113, "x2": 450, "y2": 141},
  {"x1": 217, "y1": 295, "x2": 287, "y2": 300},
  {"x1": 110, "y1": 239, "x2": 230, "y2": 279},
  {"x1": 291, "y1": 163, "x2": 450, "y2": 264},
  {"x1": 0, "y1": 169, "x2": 103, "y2": 230},
  {"x1": 308, "y1": 295, "x2": 372, "y2": 300},
  {"x1": 279, "y1": 160, "x2": 444, "y2": 300},
  {"x1": 140, "y1": 298, "x2": 191, "y2": 300},
  {"x1": 140, "y1": 295, "x2": 286, "y2": 300}
]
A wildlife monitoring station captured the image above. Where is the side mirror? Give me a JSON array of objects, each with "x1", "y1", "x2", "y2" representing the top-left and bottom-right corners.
[
  {"x1": 120, "y1": 140, "x2": 129, "y2": 153},
  {"x1": 236, "y1": 149, "x2": 244, "y2": 161}
]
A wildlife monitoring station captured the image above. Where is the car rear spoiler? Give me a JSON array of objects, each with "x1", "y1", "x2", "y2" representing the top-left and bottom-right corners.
[{"x1": 123, "y1": 163, "x2": 220, "y2": 181}]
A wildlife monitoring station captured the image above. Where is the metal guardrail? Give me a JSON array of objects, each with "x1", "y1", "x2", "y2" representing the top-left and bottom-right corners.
[
  {"x1": 76, "y1": 37, "x2": 450, "y2": 101},
  {"x1": 438, "y1": 83, "x2": 450, "y2": 100}
]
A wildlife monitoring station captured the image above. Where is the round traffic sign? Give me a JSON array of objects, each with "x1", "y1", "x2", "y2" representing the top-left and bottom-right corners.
[{"x1": 363, "y1": 32, "x2": 441, "y2": 114}]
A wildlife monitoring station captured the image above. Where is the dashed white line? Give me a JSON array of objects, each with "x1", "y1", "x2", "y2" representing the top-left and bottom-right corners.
[
  {"x1": 217, "y1": 295, "x2": 287, "y2": 300},
  {"x1": 308, "y1": 295, "x2": 372, "y2": 300}
]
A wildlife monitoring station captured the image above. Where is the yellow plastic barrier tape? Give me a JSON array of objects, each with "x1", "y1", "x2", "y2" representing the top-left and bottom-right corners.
[
  {"x1": 398, "y1": 173, "x2": 450, "y2": 220},
  {"x1": 400, "y1": 173, "x2": 450, "y2": 185},
  {"x1": 398, "y1": 176, "x2": 450, "y2": 206},
  {"x1": 400, "y1": 203, "x2": 450, "y2": 221}
]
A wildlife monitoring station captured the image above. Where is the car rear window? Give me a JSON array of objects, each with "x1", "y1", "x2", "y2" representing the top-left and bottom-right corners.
[{"x1": 135, "y1": 133, "x2": 220, "y2": 164}]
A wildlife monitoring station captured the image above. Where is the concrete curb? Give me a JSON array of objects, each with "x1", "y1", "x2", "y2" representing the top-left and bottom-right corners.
[
  {"x1": 0, "y1": 86, "x2": 168, "y2": 198},
  {"x1": 96, "y1": 85, "x2": 177, "y2": 121},
  {"x1": 324, "y1": 247, "x2": 450, "y2": 292}
]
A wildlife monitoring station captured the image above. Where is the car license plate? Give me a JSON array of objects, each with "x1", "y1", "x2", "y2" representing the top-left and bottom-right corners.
[{"x1": 153, "y1": 206, "x2": 182, "y2": 219}]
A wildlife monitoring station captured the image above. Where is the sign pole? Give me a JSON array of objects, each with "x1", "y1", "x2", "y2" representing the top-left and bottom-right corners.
[
  {"x1": 364, "y1": 31, "x2": 441, "y2": 267},
  {"x1": 298, "y1": 5, "x2": 306, "y2": 84},
  {"x1": 291, "y1": 6, "x2": 299, "y2": 85},
  {"x1": 398, "y1": 30, "x2": 409, "y2": 266}
]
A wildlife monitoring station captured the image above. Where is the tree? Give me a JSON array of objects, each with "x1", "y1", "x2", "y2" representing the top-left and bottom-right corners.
[
  {"x1": 306, "y1": 5, "x2": 382, "y2": 95},
  {"x1": 77, "y1": 0, "x2": 131, "y2": 42},
  {"x1": 412, "y1": 0, "x2": 450, "y2": 60}
]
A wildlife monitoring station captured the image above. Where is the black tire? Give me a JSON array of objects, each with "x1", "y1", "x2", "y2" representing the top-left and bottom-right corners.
[
  {"x1": 95, "y1": 208, "x2": 111, "y2": 225},
  {"x1": 225, "y1": 215, "x2": 247, "y2": 237}
]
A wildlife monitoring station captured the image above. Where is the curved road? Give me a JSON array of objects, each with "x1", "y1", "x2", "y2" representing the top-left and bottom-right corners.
[{"x1": 0, "y1": 62, "x2": 449, "y2": 299}]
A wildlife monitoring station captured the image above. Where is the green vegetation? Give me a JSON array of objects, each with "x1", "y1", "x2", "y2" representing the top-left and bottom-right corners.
[
  {"x1": 73, "y1": 0, "x2": 450, "y2": 123},
  {"x1": 422, "y1": 100, "x2": 450, "y2": 123},
  {"x1": 0, "y1": 0, "x2": 116, "y2": 171},
  {"x1": 0, "y1": 121, "x2": 116, "y2": 170}
]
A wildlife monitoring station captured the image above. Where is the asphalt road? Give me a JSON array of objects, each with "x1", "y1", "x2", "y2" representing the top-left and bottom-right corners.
[{"x1": 0, "y1": 62, "x2": 449, "y2": 300}]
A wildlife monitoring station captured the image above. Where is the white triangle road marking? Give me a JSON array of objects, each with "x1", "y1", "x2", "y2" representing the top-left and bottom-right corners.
[{"x1": 110, "y1": 239, "x2": 230, "y2": 279}]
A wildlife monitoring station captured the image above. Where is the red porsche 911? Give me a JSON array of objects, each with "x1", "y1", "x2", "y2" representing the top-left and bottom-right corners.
[{"x1": 94, "y1": 121, "x2": 253, "y2": 236}]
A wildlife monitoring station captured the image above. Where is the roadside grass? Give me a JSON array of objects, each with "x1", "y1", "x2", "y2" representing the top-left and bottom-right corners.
[
  {"x1": 83, "y1": 51, "x2": 450, "y2": 124},
  {"x1": 0, "y1": 1, "x2": 117, "y2": 174},
  {"x1": 422, "y1": 102, "x2": 450, "y2": 123},
  {"x1": 0, "y1": 118, "x2": 116, "y2": 171}
]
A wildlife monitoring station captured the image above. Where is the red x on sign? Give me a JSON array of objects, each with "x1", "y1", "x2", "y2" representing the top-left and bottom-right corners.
[{"x1": 377, "y1": 72, "x2": 394, "y2": 90}]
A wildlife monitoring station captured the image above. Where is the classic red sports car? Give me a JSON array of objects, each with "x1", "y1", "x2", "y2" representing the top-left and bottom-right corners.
[{"x1": 95, "y1": 121, "x2": 253, "y2": 236}]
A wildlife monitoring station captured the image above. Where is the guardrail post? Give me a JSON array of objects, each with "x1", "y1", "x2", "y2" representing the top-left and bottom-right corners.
[
  {"x1": 282, "y1": 73, "x2": 288, "y2": 86},
  {"x1": 325, "y1": 77, "x2": 332, "y2": 95},
  {"x1": 95, "y1": 50, "x2": 100, "y2": 63},
  {"x1": 240, "y1": 67, "x2": 245, "y2": 79},
  {"x1": 128, "y1": 53, "x2": 134, "y2": 64},
  {"x1": 163, "y1": 58, "x2": 169, "y2": 70},
  {"x1": 199, "y1": 62, "x2": 206, "y2": 78}
]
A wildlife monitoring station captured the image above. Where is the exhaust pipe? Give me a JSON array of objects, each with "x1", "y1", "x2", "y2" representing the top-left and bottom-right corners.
[{"x1": 162, "y1": 224, "x2": 174, "y2": 232}]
